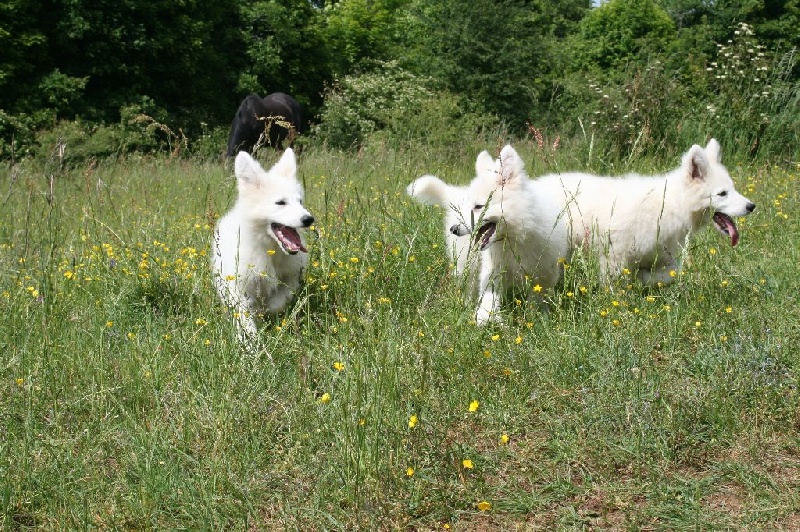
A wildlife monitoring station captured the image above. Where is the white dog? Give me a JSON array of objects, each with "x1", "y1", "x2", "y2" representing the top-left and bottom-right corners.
[
  {"x1": 212, "y1": 149, "x2": 314, "y2": 339},
  {"x1": 452, "y1": 145, "x2": 570, "y2": 324},
  {"x1": 537, "y1": 138, "x2": 755, "y2": 285},
  {"x1": 406, "y1": 151, "x2": 495, "y2": 287}
]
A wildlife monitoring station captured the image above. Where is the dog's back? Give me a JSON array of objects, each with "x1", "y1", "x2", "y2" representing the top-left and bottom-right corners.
[{"x1": 535, "y1": 139, "x2": 755, "y2": 283}]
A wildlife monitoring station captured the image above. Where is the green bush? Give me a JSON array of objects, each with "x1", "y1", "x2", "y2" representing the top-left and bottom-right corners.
[
  {"x1": 312, "y1": 61, "x2": 495, "y2": 150},
  {"x1": 0, "y1": 110, "x2": 50, "y2": 160},
  {"x1": 31, "y1": 98, "x2": 187, "y2": 164}
]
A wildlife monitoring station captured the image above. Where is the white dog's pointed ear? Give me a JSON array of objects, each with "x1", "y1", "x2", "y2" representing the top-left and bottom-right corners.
[
  {"x1": 235, "y1": 151, "x2": 264, "y2": 186},
  {"x1": 683, "y1": 144, "x2": 709, "y2": 181},
  {"x1": 497, "y1": 145, "x2": 524, "y2": 185},
  {"x1": 272, "y1": 148, "x2": 297, "y2": 178},
  {"x1": 705, "y1": 138, "x2": 722, "y2": 163},
  {"x1": 475, "y1": 150, "x2": 494, "y2": 175},
  {"x1": 407, "y1": 175, "x2": 449, "y2": 206}
]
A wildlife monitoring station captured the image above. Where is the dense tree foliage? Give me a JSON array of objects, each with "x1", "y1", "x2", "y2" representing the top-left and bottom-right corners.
[
  {"x1": 3, "y1": 0, "x2": 242, "y2": 124},
  {"x1": 237, "y1": 0, "x2": 329, "y2": 117},
  {"x1": 0, "y1": 0, "x2": 798, "y2": 160},
  {"x1": 321, "y1": 0, "x2": 408, "y2": 75},
  {"x1": 570, "y1": 0, "x2": 674, "y2": 74},
  {"x1": 400, "y1": 0, "x2": 589, "y2": 129}
]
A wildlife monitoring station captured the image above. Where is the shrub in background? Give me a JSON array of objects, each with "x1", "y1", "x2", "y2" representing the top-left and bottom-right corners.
[
  {"x1": 312, "y1": 61, "x2": 495, "y2": 150},
  {"x1": 702, "y1": 24, "x2": 799, "y2": 161},
  {"x1": 558, "y1": 22, "x2": 800, "y2": 164},
  {"x1": 31, "y1": 98, "x2": 185, "y2": 164}
]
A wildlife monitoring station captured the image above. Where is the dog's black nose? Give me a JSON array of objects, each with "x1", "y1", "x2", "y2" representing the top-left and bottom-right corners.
[
  {"x1": 301, "y1": 215, "x2": 315, "y2": 227},
  {"x1": 746, "y1": 202, "x2": 756, "y2": 213}
]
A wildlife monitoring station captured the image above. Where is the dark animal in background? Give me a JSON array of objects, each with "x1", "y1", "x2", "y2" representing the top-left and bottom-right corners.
[{"x1": 225, "y1": 92, "x2": 304, "y2": 157}]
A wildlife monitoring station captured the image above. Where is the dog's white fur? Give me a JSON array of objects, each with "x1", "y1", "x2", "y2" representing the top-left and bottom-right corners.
[
  {"x1": 537, "y1": 138, "x2": 755, "y2": 285},
  {"x1": 212, "y1": 149, "x2": 314, "y2": 338},
  {"x1": 452, "y1": 145, "x2": 570, "y2": 324},
  {"x1": 406, "y1": 151, "x2": 494, "y2": 286}
]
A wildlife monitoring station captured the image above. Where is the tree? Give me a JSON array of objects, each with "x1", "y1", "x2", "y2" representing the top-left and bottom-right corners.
[
  {"x1": 237, "y1": 0, "x2": 331, "y2": 118},
  {"x1": 40, "y1": 0, "x2": 243, "y2": 127},
  {"x1": 658, "y1": 0, "x2": 800, "y2": 52},
  {"x1": 0, "y1": 0, "x2": 53, "y2": 114},
  {"x1": 320, "y1": 0, "x2": 408, "y2": 77},
  {"x1": 400, "y1": 0, "x2": 590, "y2": 130},
  {"x1": 570, "y1": 0, "x2": 675, "y2": 74}
]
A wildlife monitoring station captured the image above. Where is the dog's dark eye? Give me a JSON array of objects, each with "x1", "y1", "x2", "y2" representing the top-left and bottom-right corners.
[
  {"x1": 718, "y1": 191, "x2": 728, "y2": 197},
  {"x1": 276, "y1": 200, "x2": 286, "y2": 205},
  {"x1": 474, "y1": 204, "x2": 484, "y2": 210}
]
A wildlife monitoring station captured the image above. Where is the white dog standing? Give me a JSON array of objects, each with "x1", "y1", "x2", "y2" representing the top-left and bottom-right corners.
[
  {"x1": 537, "y1": 138, "x2": 756, "y2": 285},
  {"x1": 406, "y1": 151, "x2": 495, "y2": 292},
  {"x1": 212, "y1": 149, "x2": 314, "y2": 339},
  {"x1": 452, "y1": 145, "x2": 570, "y2": 324}
]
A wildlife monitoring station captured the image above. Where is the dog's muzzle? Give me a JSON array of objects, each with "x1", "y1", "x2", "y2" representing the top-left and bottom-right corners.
[{"x1": 450, "y1": 223, "x2": 470, "y2": 237}]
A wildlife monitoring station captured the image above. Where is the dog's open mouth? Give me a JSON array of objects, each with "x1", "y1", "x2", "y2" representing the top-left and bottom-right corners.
[
  {"x1": 713, "y1": 212, "x2": 740, "y2": 247},
  {"x1": 271, "y1": 223, "x2": 307, "y2": 254},
  {"x1": 474, "y1": 222, "x2": 496, "y2": 250}
]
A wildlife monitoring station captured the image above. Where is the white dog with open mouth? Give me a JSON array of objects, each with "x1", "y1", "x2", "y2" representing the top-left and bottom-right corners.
[
  {"x1": 537, "y1": 138, "x2": 756, "y2": 285},
  {"x1": 451, "y1": 145, "x2": 570, "y2": 324},
  {"x1": 212, "y1": 149, "x2": 314, "y2": 339},
  {"x1": 406, "y1": 150, "x2": 495, "y2": 294}
]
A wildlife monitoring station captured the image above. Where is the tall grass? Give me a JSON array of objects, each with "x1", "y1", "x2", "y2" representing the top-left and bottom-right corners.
[
  {"x1": 564, "y1": 25, "x2": 800, "y2": 166},
  {"x1": 1, "y1": 139, "x2": 798, "y2": 529}
]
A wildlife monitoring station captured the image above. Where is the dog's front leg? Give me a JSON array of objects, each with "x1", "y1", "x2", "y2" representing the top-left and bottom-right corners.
[
  {"x1": 476, "y1": 252, "x2": 501, "y2": 325},
  {"x1": 225, "y1": 279, "x2": 258, "y2": 341},
  {"x1": 235, "y1": 302, "x2": 258, "y2": 338}
]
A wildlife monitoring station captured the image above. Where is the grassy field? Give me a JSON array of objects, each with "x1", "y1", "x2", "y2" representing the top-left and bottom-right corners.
[{"x1": 1, "y1": 138, "x2": 798, "y2": 530}]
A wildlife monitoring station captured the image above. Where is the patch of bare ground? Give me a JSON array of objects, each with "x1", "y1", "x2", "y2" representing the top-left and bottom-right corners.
[{"x1": 701, "y1": 435, "x2": 800, "y2": 528}]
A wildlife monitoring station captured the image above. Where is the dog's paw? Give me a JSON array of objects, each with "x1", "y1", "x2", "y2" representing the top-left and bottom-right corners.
[{"x1": 476, "y1": 307, "x2": 502, "y2": 326}]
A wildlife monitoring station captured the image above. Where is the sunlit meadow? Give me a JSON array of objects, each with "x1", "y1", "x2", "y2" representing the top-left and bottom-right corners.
[{"x1": 1, "y1": 140, "x2": 798, "y2": 529}]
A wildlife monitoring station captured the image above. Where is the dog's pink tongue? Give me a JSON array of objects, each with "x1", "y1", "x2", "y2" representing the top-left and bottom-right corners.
[
  {"x1": 274, "y1": 225, "x2": 307, "y2": 253},
  {"x1": 714, "y1": 212, "x2": 740, "y2": 247}
]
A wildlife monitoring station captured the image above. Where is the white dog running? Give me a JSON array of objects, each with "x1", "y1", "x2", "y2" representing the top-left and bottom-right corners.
[
  {"x1": 406, "y1": 150, "x2": 495, "y2": 291},
  {"x1": 212, "y1": 149, "x2": 314, "y2": 339},
  {"x1": 537, "y1": 138, "x2": 755, "y2": 285},
  {"x1": 452, "y1": 145, "x2": 570, "y2": 324}
]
